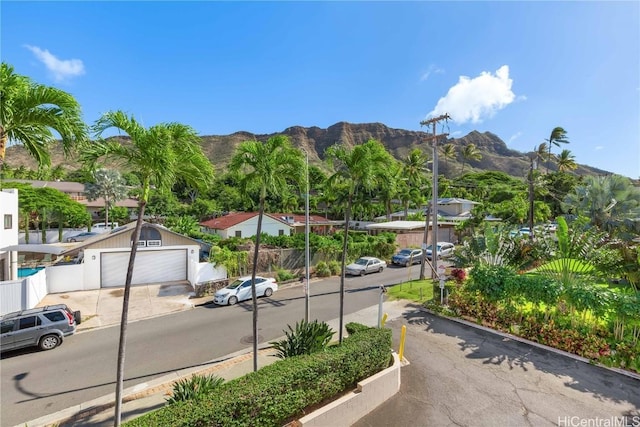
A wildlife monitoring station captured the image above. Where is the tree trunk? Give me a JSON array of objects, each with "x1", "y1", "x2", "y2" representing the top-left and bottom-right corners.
[
  {"x1": 338, "y1": 195, "x2": 352, "y2": 344},
  {"x1": 105, "y1": 198, "x2": 110, "y2": 229},
  {"x1": 114, "y1": 201, "x2": 146, "y2": 426},
  {"x1": 251, "y1": 199, "x2": 265, "y2": 372}
]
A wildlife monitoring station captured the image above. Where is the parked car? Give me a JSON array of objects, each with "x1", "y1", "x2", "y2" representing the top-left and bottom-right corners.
[
  {"x1": 425, "y1": 242, "x2": 455, "y2": 260},
  {"x1": 509, "y1": 227, "x2": 531, "y2": 238},
  {"x1": 66, "y1": 231, "x2": 99, "y2": 242},
  {"x1": 345, "y1": 256, "x2": 387, "y2": 276},
  {"x1": 213, "y1": 276, "x2": 278, "y2": 306},
  {"x1": 92, "y1": 222, "x2": 119, "y2": 232},
  {"x1": 1, "y1": 304, "x2": 81, "y2": 352},
  {"x1": 391, "y1": 248, "x2": 423, "y2": 267}
]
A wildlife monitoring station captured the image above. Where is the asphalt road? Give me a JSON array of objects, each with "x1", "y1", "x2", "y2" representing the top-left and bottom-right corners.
[
  {"x1": 354, "y1": 310, "x2": 640, "y2": 427},
  {"x1": 1, "y1": 264, "x2": 425, "y2": 427}
]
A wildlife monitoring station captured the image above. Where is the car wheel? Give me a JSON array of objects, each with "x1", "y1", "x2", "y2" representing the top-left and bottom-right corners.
[
  {"x1": 39, "y1": 334, "x2": 61, "y2": 351},
  {"x1": 68, "y1": 238, "x2": 76, "y2": 242},
  {"x1": 360, "y1": 270, "x2": 366, "y2": 276},
  {"x1": 74, "y1": 310, "x2": 82, "y2": 325},
  {"x1": 405, "y1": 261, "x2": 410, "y2": 267},
  {"x1": 378, "y1": 267, "x2": 383, "y2": 273},
  {"x1": 228, "y1": 296, "x2": 238, "y2": 305},
  {"x1": 264, "y1": 288, "x2": 273, "y2": 297}
]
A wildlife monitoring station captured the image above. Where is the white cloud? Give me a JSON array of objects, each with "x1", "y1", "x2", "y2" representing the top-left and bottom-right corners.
[
  {"x1": 420, "y1": 64, "x2": 445, "y2": 81},
  {"x1": 427, "y1": 65, "x2": 516, "y2": 124},
  {"x1": 508, "y1": 131, "x2": 523, "y2": 144},
  {"x1": 24, "y1": 45, "x2": 85, "y2": 82}
]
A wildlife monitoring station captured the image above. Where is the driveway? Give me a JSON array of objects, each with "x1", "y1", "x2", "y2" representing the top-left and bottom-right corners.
[{"x1": 355, "y1": 305, "x2": 640, "y2": 427}]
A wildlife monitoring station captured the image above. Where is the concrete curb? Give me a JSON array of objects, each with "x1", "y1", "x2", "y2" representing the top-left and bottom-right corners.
[{"x1": 421, "y1": 307, "x2": 640, "y2": 382}]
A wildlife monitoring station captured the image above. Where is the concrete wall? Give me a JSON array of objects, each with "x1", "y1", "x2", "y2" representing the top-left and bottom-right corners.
[
  {"x1": 47, "y1": 264, "x2": 85, "y2": 293},
  {"x1": 0, "y1": 189, "x2": 19, "y2": 281},
  {"x1": 0, "y1": 270, "x2": 48, "y2": 315},
  {"x1": 299, "y1": 352, "x2": 401, "y2": 427}
]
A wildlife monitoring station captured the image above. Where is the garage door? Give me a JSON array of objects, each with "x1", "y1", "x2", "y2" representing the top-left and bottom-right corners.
[{"x1": 101, "y1": 249, "x2": 187, "y2": 287}]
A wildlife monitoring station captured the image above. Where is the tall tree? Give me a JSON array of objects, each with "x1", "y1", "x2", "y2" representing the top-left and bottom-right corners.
[
  {"x1": 460, "y1": 143, "x2": 482, "y2": 173},
  {"x1": 81, "y1": 111, "x2": 214, "y2": 426},
  {"x1": 556, "y1": 149, "x2": 578, "y2": 173},
  {"x1": 534, "y1": 142, "x2": 549, "y2": 168},
  {"x1": 440, "y1": 143, "x2": 456, "y2": 176},
  {"x1": 85, "y1": 169, "x2": 128, "y2": 228},
  {"x1": 325, "y1": 139, "x2": 392, "y2": 343},
  {"x1": 0, "y1": 62, "x2": 88, "y2": 169},
  {"x1": 545, "y1": 127, "x2": 570, "y2": 173},
  {"x1": 228, "y1": 135, "x2": 304, "y2": 371},
  {"x1": 401, "y1": 148, "x2": 430, "y2": 217}
]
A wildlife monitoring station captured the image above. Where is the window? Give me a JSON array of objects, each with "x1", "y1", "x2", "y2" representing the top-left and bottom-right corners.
[
  {"x1": 235, "y1": 230, "x2": 242, "y2": 238},
  {"x1": 278, "y1": 229, "x2": 284, "y2": 236},
  {"x1": 18, "y1": 316, "x2": 41, "y2": 330},
  {"x1": 1, "y1": 320, "x2": 15, "y2": 334},
  {"x1": 4, "y1": 214, "x2": 12, "y2": 230},
  {"x1": 43, "y1": 311, "x2": 65, "y2": 322}
]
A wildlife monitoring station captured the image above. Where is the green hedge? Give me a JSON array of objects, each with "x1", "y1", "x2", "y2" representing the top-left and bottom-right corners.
[{"x1": 126, "y1": 326, "x2": 392, "y2": 427}]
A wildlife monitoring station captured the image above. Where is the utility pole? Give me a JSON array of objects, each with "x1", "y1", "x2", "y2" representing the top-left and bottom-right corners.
[
  {"x1": 420, "y1": 114, "x2": 450, "y2": 280},
  {"x1": 528, "y1": 153, "x2": 537, "y2": 240}
]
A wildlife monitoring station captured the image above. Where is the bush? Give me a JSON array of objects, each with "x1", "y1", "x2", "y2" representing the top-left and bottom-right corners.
[
  {"x1": 165, "y1": 374, "x2": 224, "y2": 404},
  {"x1": 345, "y1": 322, "x2": 371, "y2": 335},
  {"x1": 314, "y1": 261, "x2": 331, "y2": 277},
  {"x1": 270, "y1": 320, "x2": 335, "y2": 359},
  {"x1": 126, "y1": 327, "x2": 392, "y2": 427},
  {"x1": 275, "y1": 268, "x2": 295, "y2": 282},
  {"x1": 328, "y1": 260, "x2": 342, "y2": 275}
]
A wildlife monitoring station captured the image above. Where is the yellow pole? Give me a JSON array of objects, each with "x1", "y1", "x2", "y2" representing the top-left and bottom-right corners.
[
  {"x1": 399, "y1": 325, "x2": 407, "y2": 361},
  {"x1": 381, "y1": 313, "x2": 388, "y2": 327}
]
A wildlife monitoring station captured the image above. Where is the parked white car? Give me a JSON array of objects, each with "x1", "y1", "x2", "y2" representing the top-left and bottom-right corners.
[
  {"x1": 425, "y1": 242, "x2": 455, "y2": 260},
  {"x1": 213, "y1": 276, "x2": 278, "y2": 306},
  {"x1": 345, "y1": 256, "x2": 387, "y2": 276}
]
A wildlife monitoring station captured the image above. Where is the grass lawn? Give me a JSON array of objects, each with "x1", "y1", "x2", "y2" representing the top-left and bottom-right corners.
[{"x1": 388, "y1": 279, "x2": 436, "y2": 303}]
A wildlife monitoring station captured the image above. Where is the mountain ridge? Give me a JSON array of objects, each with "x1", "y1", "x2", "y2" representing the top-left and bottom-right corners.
[{"x1": 4, "y1": 122, "x2": 613, "y2": 179}]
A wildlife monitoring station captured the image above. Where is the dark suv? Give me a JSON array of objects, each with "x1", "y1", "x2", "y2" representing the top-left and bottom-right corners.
[{"x1": 1, "y1": 305, "x2": 81, "y2": 352}]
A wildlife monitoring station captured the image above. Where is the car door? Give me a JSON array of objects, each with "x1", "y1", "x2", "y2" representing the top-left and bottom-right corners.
[
  {"x1": 13, "y1": 315, "x2": 42, "y2": 349},
  {"x1": 1, "y1": 319, "x2": 17, "y2": 351},
  {"x1": 412, "y1": 250, "x2": 422, "y2": 264},
  {"x1": 254, "y1": 278, "x2": 267, "y2": 296},
  {"x1": 236, "y1": 279, "x2": 252, "y2": 302}
]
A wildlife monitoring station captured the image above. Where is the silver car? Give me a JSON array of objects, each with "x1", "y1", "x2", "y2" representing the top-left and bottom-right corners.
[
  {"x1": 425, "y1": 242, "x2": 455, "y2": 260},
  {"x1": 1, "y1": 304, "x2": 80, "y2": 352},
  {"x1": 345, "y1": 256, "x2": 387, "y2": 276},
  {"x1": 213, "y1": 276, "x2": 278, "y2": 306}
]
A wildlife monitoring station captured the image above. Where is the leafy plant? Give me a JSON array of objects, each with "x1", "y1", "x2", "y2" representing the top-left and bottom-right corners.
[
  {"x1": 314, "y1": 261, "x2": 332, "y2": 277},
  {"x1": 327, "y1": 260, "x2": 342, "y2": 275},
  {"x1": 165, "y1": 374, "x2": 224, "y2": 404},
  {"x1": 270, "y1": 320, "x2": 335, "y2": 359},
  {"x1": 275, "y1": 268, "x2": 295, "y2": 282}
]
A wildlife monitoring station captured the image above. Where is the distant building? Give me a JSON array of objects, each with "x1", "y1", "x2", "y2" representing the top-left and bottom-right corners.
[{"x1": 199, "y1": 212, "x2": 337, "y2": 239}]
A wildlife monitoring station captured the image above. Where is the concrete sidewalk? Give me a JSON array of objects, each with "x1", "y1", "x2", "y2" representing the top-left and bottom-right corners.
[{"x1": 24, "y1": 293, "x2": 413, "y2": 427}]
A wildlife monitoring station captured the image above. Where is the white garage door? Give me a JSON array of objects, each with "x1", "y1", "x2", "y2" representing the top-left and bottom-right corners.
[{"x1": 101, "y1": 249, "x2": 187, "y2": 287}]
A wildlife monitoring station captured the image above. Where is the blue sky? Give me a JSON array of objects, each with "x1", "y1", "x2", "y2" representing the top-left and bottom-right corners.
[{"x1": 2, "y1": 1, "x2": 639, "y2": 178}]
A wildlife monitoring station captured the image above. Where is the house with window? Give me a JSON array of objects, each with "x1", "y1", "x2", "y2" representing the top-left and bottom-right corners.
[
  {"x1": 375, "y1": 197, "x2": 479, "y2": 223},
  {"x1": 0, "y1": 188, "x2": 19, "y2": 282},
  {"x1": 5, "y1": 179, "x2": 139, "y2": 222},
  {"x1": 199, "y1": 212, "x2": 337, "y2": 239}
]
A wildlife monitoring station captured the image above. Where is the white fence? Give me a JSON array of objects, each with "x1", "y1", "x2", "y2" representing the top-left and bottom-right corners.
[
  {"x1": 47, "y1": 264, "x2": 85, "y2": 293},
  {"x1": 0, "y1": 269, "x2": 48, "y2": 315}
]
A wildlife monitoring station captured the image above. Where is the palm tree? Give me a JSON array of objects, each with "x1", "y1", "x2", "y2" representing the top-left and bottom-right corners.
[
  {"x1": 556, "y1": 149, "x2": 578, "y2": 173},
  {"x1": 440, "y1": 143, "x2": 456, "y2": 176},
  {"x1": 325, "y1": 139, "x2": 393, "y2": 342},
  {"x1": 545, "y1": 127, "x2": 570, "y2": 173},
  {"x1": 81, "y1": 110, "x2": 214, "y2": 426},
  {"x1": 85, "y1": 169, "x2": 129, "y2": 229},
  {"x1": 228, "y1": 135, "x2": 304, "y2": 371},
  {"x1": 460, "y1": 143, "x2": 482, "y2": 173},
  {"x1": 401, "y1": 148, "x2": 430, "y2": 217},
  {"x1": 534, "y1": 142, "x2": 549, "y2": 168},
  {"x1": 0, "y1": 62, "x2": 88, "y2": 169}
]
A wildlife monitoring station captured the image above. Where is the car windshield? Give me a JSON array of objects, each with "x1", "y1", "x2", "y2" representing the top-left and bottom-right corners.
[
  {"x1": 398, "y1": 250, "x2": 412, "y2": 256},
  {"x1": 426, "y1": 245, "x2": 442, "y2": 251},
  {"x1": 226, "y1": 279, "x2": 244, "y2": 289},
  {"x1": 355, "y1": 258, "x2": 369, "y2": 265}
]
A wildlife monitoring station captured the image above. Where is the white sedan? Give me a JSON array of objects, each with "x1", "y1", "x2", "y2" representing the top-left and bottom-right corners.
[
  {"x1": 345, "y1": 257, "x2": 387, "y2": 276},
  {"x1": 213, "y1": 276, "x2": 278, "y2": 306},
  {"x1": 425, "y1": 242, "x2": 455, "y2": 260}
]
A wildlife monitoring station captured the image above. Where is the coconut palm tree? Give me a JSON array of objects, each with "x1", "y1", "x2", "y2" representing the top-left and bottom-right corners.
[
  {"x1": 460, "y1": 143, "x2": 482, "y2": 173},
  {"x1": 440, "y1": 143, "x2": 456, "y2": 176},
  {"x1": 81, "y1": 110, "x2": 214, "y2": 426},
  {"x1": 0, "y1": 62, "x2": 88, "y2": 169},
  {"x1": 401, "y1": 148, "x2": 430, "y2": 217},
  {"x1": 325, "y1": 139, "x2": 393, "y2": 342},
  {"x1": 545, "y1": 127, "x2": 570, "y2": 173},
  {"x1": 85, "y1": 169, "x2": 129, "y2": 229},
  {"x1": 556, "y1": 149, "x2": 578, "y2": 173},
  {"x1": 229, "y1": 135, "x2": 304, "y2": 371},
  {"x1": 534, "y1": 142, "x2": 549, "y2": 168}
]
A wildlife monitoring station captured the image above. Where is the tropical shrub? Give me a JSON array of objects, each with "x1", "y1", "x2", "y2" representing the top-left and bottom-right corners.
[
  {"x1": 327, "y1": 260, "x2": 342, "y2": 275},
  {"x1": 165, "y1": 374, "x2": 224, "y2": 404},
  {"x1": 275, "y1": 268, "x2": 295, "y2": 282},
  {"x1": 314, "y1": 261, "x2": 331, "y2": 277},
  {"x1": 126, "y1": 327, "x2": 392, "y2": 427},
  {"x1": 270, "y1": 320, "x2": 335, "y2": 359}
]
